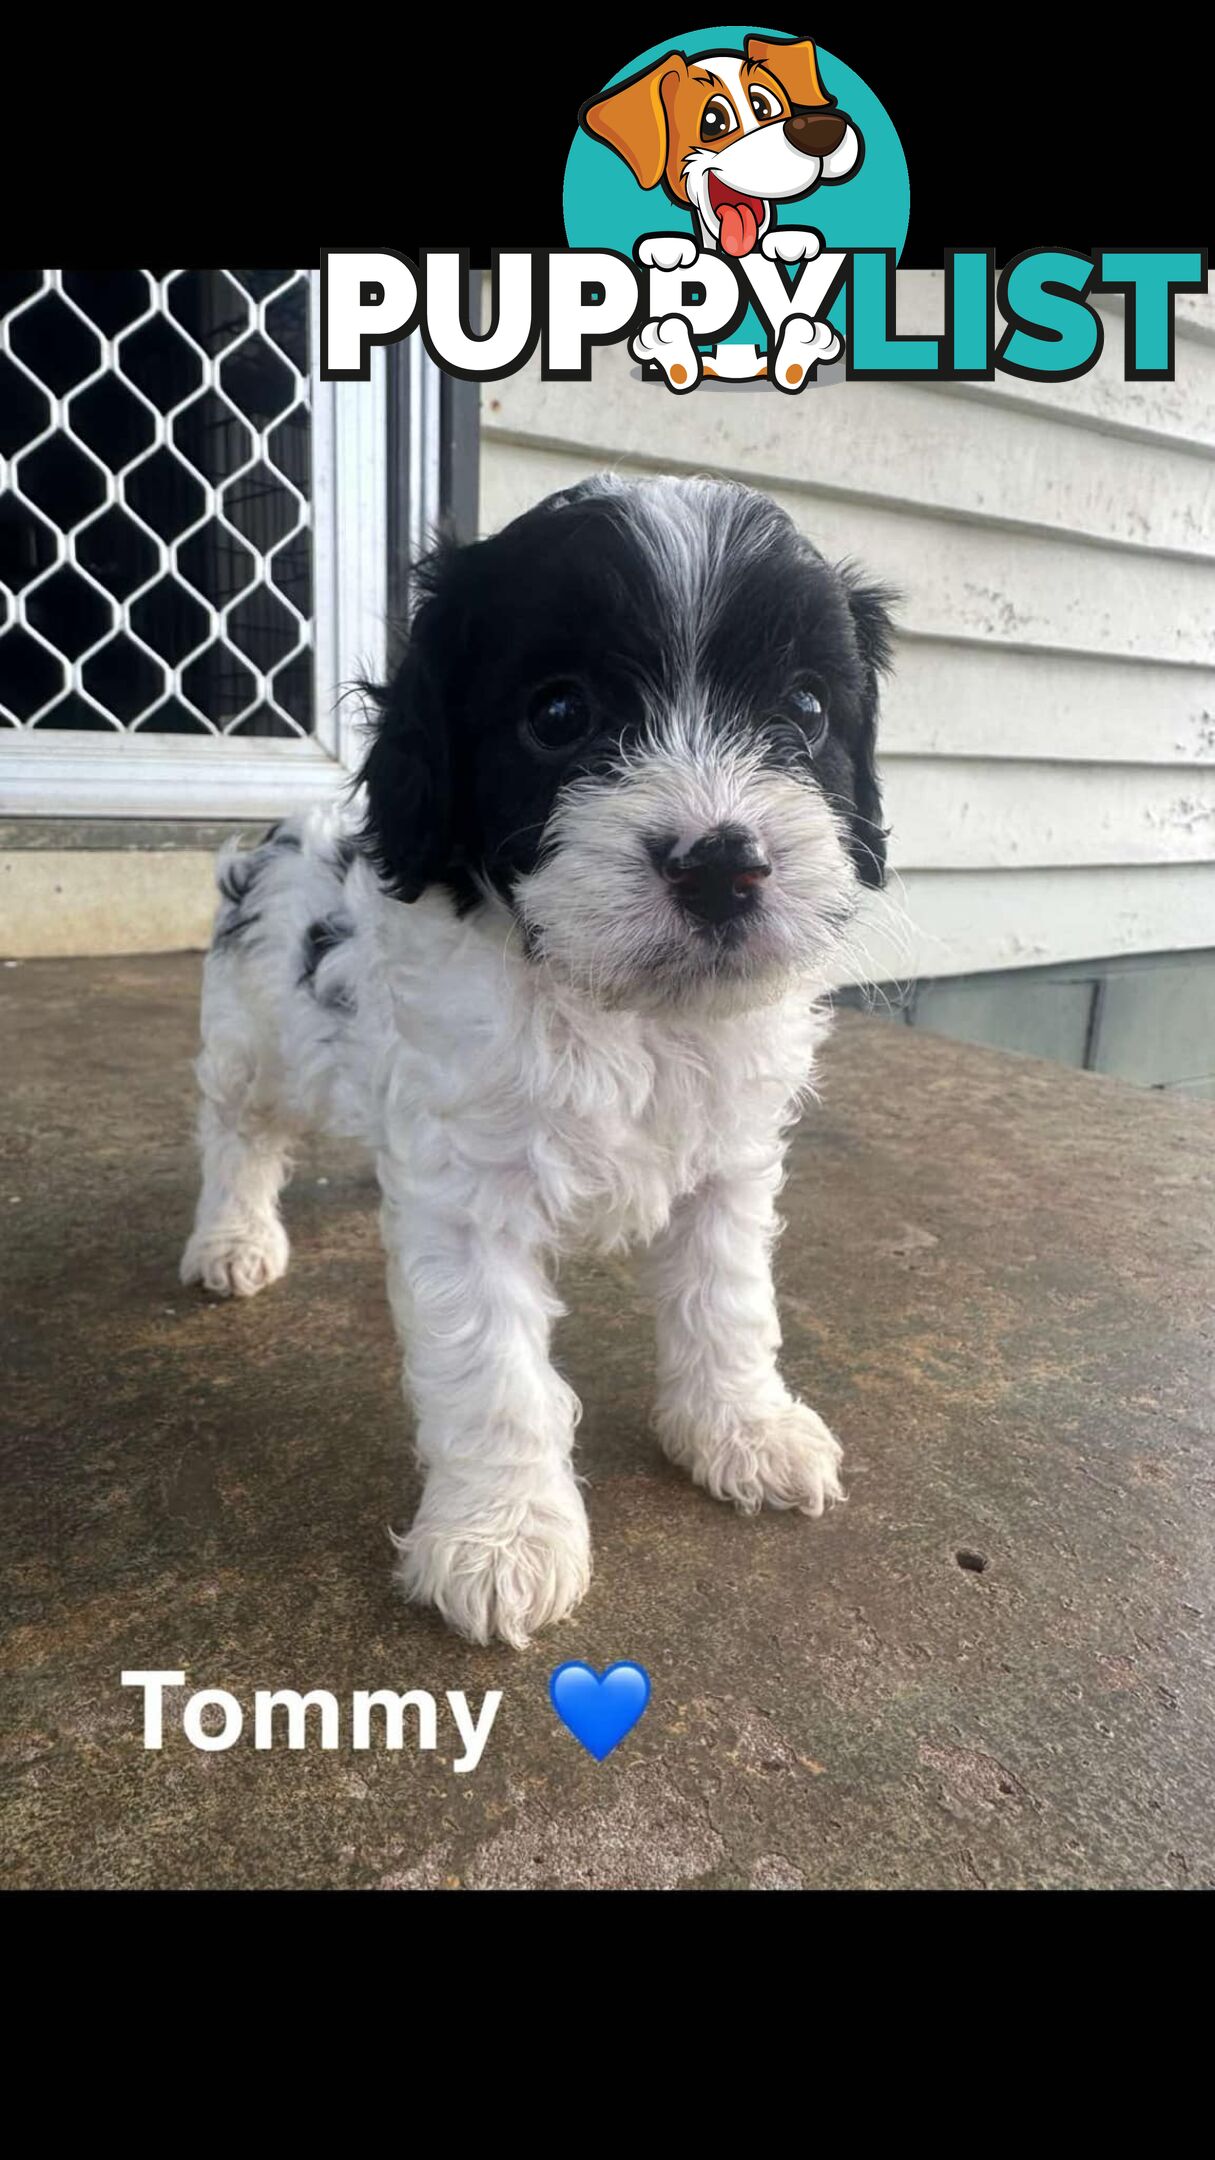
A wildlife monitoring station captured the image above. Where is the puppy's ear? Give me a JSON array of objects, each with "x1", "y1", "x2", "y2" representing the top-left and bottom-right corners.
[
  {"x1": 358, "y1": 547, "x2": 462, "y2": 903},
  {"x1": 581, "y1": 53, "x2": 685, "y2": 189},
  {"x1": 839, "y1": 566, "x2": 899, "y2": 891},
  {"x1": 744, "y1": 34, "x2": 830, "y2": 108}
]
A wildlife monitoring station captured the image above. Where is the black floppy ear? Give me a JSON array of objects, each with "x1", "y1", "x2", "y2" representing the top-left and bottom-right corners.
[
  {"x1": 358, "y1": 546, "x2": 462, "y2": 902},
  {"x1": 839, "y1": 566, "x2": 898, "y2": 891}
]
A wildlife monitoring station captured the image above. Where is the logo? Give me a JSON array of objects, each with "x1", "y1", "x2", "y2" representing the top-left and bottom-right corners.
[
  {"x1": 567, "y1": 28, "x2": 907, "y2": 389},
  {"x1": 320, "y1": 25, "x2": 1206, "y2": 390}
]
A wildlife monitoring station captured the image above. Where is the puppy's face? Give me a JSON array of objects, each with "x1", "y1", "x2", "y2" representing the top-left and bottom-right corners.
[
  {"x1": 581, "y1": 36, "x2": 862, "y2": 258},
  {"x1": 362, "y1": 476, "x2": 894, "y2": 1010}
]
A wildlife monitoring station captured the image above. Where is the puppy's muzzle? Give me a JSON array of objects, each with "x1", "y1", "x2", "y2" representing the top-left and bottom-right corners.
[
  {"x1": 783, "y1": 109, "x2": 850, "y2": 157},
  {"x1": 660, "y1": 825, "x2": 771, "y2": 927}
]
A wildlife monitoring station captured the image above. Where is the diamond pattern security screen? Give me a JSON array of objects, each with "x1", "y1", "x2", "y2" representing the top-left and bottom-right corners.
[{"x1": 0, "y1": 270, "x2": 313, "y2": 739}]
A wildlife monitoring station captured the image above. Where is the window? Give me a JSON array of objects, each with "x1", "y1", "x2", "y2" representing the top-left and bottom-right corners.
[{"x1": 0, "y1": 273, "x2": 474, "y2": 818}]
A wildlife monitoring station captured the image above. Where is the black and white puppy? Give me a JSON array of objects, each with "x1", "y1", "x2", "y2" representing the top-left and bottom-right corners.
[{"x1": 181, "y1": 474, "x2": 894, "y2": 1646}]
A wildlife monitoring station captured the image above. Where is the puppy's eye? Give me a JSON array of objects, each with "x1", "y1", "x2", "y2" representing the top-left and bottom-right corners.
[
  {"x1": 787, "y1": 682, "x2": 829, "y2": 753},
  {"x1": 522, "y1": 681, "x2": 596, "y2": 758},
  {"x1": 700, "y1": 96, "x2": 738, "y2": 141},
  {"x1": 748, "y1": 87, "x2": 782, "y2": 121}
]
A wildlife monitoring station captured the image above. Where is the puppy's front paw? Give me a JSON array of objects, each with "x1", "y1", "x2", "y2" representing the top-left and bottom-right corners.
[
  {"x1": 629, "y1": 315, "x2": 702, "y2": 391},
  {"x1": 760, "y1": 227, "x2": 822, "y2": 264},
  {"x1": 637, "y1": 234, "x2": 699, "y2": 271},
  {"x1": 772, "y1": 314, "x2": 842, "y2": 392},
  {"x1": 657, "y1": 1399, "x2": 844, "y2": 1517},
  {"x1": 180, "y1": 1218, "x2": 290, "y2": 1298},
  {"x1": 395, "y1": 1471, "x2": 591, "y2": 1648}
]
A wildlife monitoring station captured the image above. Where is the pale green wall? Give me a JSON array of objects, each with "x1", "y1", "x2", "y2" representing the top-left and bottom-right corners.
[{"x1": 845, "y1": 951, "x2": 1215, "y2": 1096}]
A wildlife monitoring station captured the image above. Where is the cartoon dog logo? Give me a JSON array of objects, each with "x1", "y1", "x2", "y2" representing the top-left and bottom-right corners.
[{"x1": 581, "y1": 33, "x2": 862, "y2": 387}]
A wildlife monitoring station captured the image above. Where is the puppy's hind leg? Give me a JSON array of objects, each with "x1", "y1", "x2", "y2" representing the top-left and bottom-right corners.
[{"x1": 180, "y1": 957, "x2": 293, "y2": 1300}]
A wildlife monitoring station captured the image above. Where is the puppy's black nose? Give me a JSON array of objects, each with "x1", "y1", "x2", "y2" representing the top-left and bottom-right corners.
[
  {"x1": 784, "y1": 108, "x2": 849, "y2": 157},
  {"x1": 662, "y1": 825, "x2": 771, "y2": 926}
]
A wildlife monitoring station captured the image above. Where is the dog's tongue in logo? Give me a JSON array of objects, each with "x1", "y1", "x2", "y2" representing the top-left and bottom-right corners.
[
  {"x1": 708, "y1": 175, "x2": 763, "y2": 258},
  {"x1": 719, "y1": 204, "x2": 756, "y2": 256}
]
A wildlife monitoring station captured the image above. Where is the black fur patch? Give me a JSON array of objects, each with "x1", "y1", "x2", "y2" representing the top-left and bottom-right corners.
[
  {"x1": 359, "y1": 477, "x2": 897, "y2": 906},
  {"x1": 299, "y1": 911, "x2": 354, "y2": 993},
  {"x1": 213, "y1": 846, "x2": 268, "y2": 951},
  {"x1": 217, "y1": 851, "x2": 263, "y2": 908},
  {"x1": 213, "y1": 906, "x2": 260, "y2": 952}
]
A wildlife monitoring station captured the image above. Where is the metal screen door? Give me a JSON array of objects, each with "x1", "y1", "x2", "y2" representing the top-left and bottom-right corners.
[{"x1": 0, "y1": 272, "x2": 475, "y2": 820}]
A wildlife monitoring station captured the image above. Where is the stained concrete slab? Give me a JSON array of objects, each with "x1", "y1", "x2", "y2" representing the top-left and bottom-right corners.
[{"x1": 1, "y1": 953, "x2": 1213, "y2": 1891}]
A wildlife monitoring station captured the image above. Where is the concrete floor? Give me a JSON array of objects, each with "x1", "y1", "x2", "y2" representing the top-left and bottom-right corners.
[{"x1": 2, "y1": 953, "x2": 1213, "y2": 1891}]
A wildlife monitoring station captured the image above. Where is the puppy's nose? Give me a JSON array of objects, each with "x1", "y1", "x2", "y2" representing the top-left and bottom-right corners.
[
  {"x1": 663, "y1": 825, "x2": 771, "y2": 925},
  {"x1": 784, "y1": 108, "x2": 849, "y2": 157}
]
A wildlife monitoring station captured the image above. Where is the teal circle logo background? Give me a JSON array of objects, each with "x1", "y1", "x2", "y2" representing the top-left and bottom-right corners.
[{"x1": 563, "y1": 24, "x2": 910, "y2": 341}]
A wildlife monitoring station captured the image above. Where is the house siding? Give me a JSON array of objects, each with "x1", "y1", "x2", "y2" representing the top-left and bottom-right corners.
[{"x1": 478, "y1": 274, "x2": 1215, "y2": 992}]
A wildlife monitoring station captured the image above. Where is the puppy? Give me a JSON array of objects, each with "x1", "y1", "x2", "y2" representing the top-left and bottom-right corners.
[
  {"x1": 583, "y1": 34, "x2": 861, "y2": 384},
  {"x1": 181, "y1": 475, "x2": 894, "y2": 1647}
]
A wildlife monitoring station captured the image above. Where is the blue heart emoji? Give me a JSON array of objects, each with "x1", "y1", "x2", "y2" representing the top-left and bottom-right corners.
[{"x1": 549, "y1": 1661, "x2": 651, "y2": 1761}]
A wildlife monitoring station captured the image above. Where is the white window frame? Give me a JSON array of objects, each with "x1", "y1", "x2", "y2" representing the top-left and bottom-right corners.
[{"x1": 0, "y1": 282, "x2": 447, "y2": 821}]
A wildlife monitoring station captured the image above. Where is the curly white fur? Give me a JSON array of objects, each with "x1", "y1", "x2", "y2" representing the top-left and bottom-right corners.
[{"x1": 180, "y1": 802, "x2": 847, "y2": 1646}]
